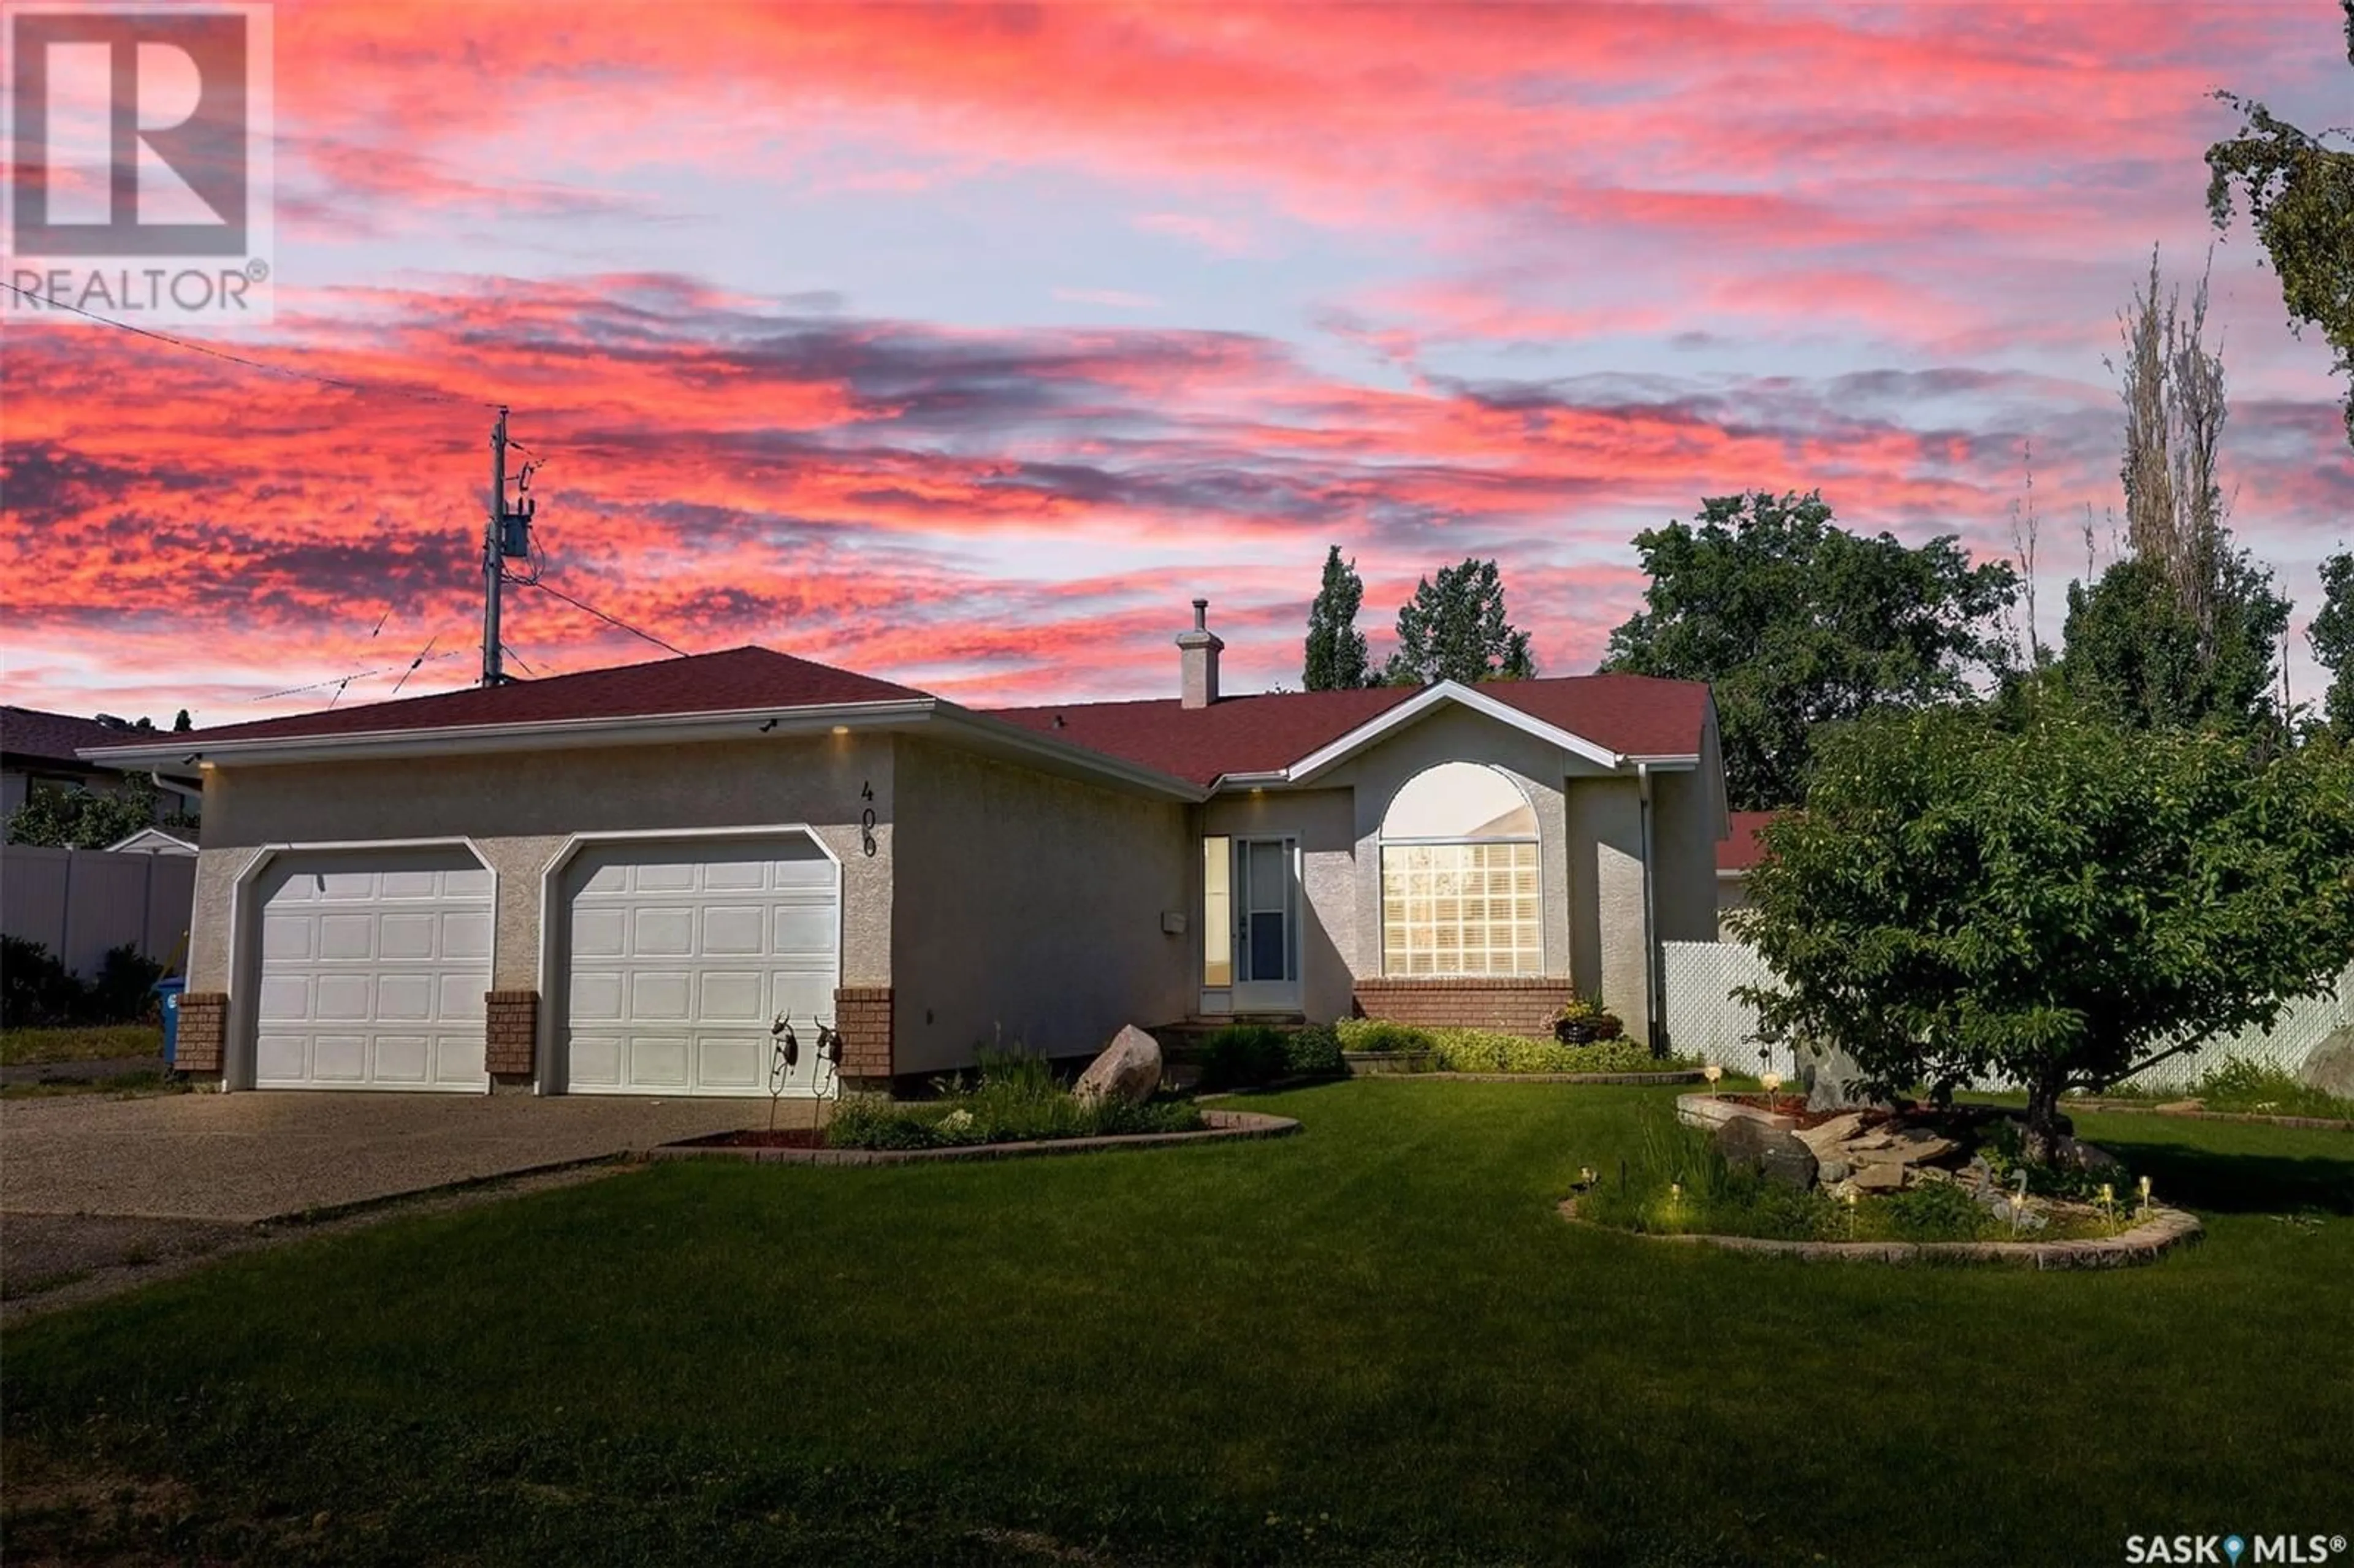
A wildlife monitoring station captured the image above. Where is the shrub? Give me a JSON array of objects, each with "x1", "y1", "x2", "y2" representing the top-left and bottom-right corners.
[
  {"x1": 88, "y1": 945, "x2": 164, "y2": 1024},
  {"x1": 1197, "y1": 1026, "x2": 1290, "y2": 1090},
  {"x1": 1421, "y1": 1029, "x2": 1688, "y2": 1076},
  {"x1": 1283, "y1": 1024, "x2": 1344, "y2": 1079},
  {"x1": 2, "y1": 937, "x2": 82, "y2": 1029},
  {"x1": 825, "y1": 1051, "x2": 1206, "y2": 1150},
  {"x1": 2192, "y1": 1057, "x2": 2353, "y2": 1118},
  {"x1": 1334, "y1": 1019, "x2": 1436, "y2": 1055},
  {"x1": 1880, "y1": 1179, "x2": 2003, "y2": 1242}
]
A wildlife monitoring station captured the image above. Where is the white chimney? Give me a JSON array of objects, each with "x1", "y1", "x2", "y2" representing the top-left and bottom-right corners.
[{"x1": 1176, "y1": 597, "x2": 1222, "y2": 709}]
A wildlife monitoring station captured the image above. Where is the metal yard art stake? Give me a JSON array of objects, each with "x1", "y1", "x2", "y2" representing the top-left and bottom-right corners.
[
  {"x1": 812, "y1": 1022, "x2": 845, "y2": 1131},
  {"x1": 769, "y1": 1014, "x2": 801, "y2": 1133}
]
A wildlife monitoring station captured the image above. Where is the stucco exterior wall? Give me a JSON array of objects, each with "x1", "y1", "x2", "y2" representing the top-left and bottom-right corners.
[
  {"x1": 1563, "y1": 774, "x2": 1650, "y2": 1045},
  {"x1": 1648, "y1": 766, "x2": 1721, "y2": 945},
  {"x1": 889, "y1": 737, "x2": 1190, "y2": 1073},
  {"x1": 188, "y1": 734, "x2": 896, "y2": 1001},
  {"x1": 1199, "y1": 786, "x2": 1357, "y2": 1021}
]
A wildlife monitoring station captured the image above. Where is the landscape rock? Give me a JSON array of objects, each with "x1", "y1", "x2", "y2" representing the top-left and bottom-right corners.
[
  {"x1": 1715, "y1": 1116, "x2": 1820, "y2": 1191},
  {"x1": 1794, "y1": 1112, "x2": 1867, "y2": 1157},
  {"x1": 1817, "y1": 1159, "x2": 1851, "y2": 1184},
  {"x1": 2051, "y1": 1135, "x2": 2120, "y2": 1174},
  {"x1": 1849, "y1": 1163, "x2": 1906, "y2": 1192},
  {"x1": 2300, "y1": 1027, "x2": 2354, "y2": 1100},
  {"x1": 1875, "y1": 1127, "x2": 1957, "y2": 1166},
  {"x1": 1799, "y1": 1044, "x2": 1875, "y2": 1112},
  {"x1": 1074, "y1": 1026, "x2": 1162, "y2": 1105}
]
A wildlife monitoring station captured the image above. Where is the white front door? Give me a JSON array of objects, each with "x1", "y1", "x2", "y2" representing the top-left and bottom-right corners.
[
  {"x1": 558, "y1": 836, "x2": 840, "y2": 1096},
  {"x1": 1229, "y1": 837, "x2": 1300, "y2": 1013},
  {"x1": 252, "y1": 848, "x2": 493, "y2": 1090}
]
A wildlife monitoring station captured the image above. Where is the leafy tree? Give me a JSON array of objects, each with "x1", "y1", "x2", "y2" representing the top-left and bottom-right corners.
[
  {"x1": 2206, "y1": 1, "x2": 2354, "y2": 448},
  {"x1": 2060, "y1": 551, "x2": 2290, "y2": 733},
  {"x1": 1601, "y1": 490, "x2": 2019, "y2": 811},
  {"x1": 173, "y1": 709, "x2": 193, "y2": 733},
  {"x1": 1303, "y1": 546, "x2": 1371, "y2": 691},
  {"x1": 1383, "y1": 558, "x2": 1536, "y2": 687},
  {"x1": 2, "y1": 773, "x2": 193, "y2": 849},
  {"x1": 2060, "y1": 254, "x2": 2291, "y2": 734},
  {"x1": 2314, "y1": 550, "x2": 2354, "y2": 736},
  {"x1": 1736, "y1": 700, "x2": 2354, "y2": 1163}
]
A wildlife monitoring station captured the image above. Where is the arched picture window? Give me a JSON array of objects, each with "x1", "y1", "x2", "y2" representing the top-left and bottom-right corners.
[{"x1": 1379, "y1": 763, "x2": 1541, "y2": 976}]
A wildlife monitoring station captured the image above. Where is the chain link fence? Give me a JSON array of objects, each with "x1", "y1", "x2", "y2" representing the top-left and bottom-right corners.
[{"x1": 1663, "y1": 939, "x2": 2354, "y2": 1091}]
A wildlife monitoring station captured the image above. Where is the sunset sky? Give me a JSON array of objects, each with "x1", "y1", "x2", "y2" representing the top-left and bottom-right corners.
[{"x1": 4, "y1": 1, "x2": 2350, "y2": 725}]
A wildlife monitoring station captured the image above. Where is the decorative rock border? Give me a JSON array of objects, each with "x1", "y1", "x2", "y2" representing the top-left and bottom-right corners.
[
  {"x1": 1557, "y1": 1195, "x2": 2203, "y2": 1269},
  {"x1": 1414, "y1": 1070, "x2": 1704, "y2": 1085},
  {"x1": 2065, "y1": 1099, "x2": 2353, "y2": 1133},
  {"x1": 636, "y1": 1108, "x2": 1300, "y2": 1167}
]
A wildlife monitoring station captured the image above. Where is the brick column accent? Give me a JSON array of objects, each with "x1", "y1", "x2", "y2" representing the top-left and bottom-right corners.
[
  {"x1": 832, "y1": 986, "x2": 894, "y2": 1083},
  {"x1": 1352, "y1": 976, "x2": 1577, "y2": 1038},
  {"x1": 486, "y1": 989, "x2": 539, "y2": 1082},
  {"x1": 175, "y1": 991, "x2": 229, "y2": 1075}
]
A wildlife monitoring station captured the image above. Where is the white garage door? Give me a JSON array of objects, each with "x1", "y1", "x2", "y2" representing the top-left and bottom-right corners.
[
  {"x1": 560, "y1": 837, "x2": 839, "y2": 1096},
  {"x1": 253, "y1": 848, "x2": 493, "y2": 1090}
]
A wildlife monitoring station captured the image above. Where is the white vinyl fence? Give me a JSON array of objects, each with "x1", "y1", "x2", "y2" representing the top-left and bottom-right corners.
[
  {"x1": 1662, "y1": 938, "x2": 2354, "y2": 1092},
  {"x1": 0, "y1": 844, "x2": 196, "y2": 976}
]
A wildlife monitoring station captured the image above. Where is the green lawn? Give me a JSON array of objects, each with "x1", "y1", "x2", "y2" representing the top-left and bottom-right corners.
[
  {"x1": 0, "y1": 1023, "x2": 164, "y2": 1066},
  {"x1": 6, "y1": 1083, "x2": 2350, "y2": 1567}
]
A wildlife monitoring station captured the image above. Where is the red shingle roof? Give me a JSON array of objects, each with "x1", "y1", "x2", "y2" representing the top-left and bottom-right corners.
[
  {"x1": 1718, "y1": 810, "x2": 1780, "y2": 873},
  {"x1": 2, "y1": 706, "x2": 147, "y2": 768},
  {"x1": 119, "y1": 644, "x2": 1713, "y2": 793},
  {"x1": 171, "y1": 647, "x2": 930, "y2": 746},
  {"x1": 988, "y1": 686, "x2": 1416, "y2": 787},
  {"x1": 987, "y1": 674, "x2": 1712, "y2": 788}
]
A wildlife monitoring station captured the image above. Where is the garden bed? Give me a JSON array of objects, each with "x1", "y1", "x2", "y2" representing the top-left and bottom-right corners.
[
  {"x1": 644, "y1": 1108, "x2": 1300, "y2": 1166},
  {"x1": 2062, "y1": 1098, "x2": 2353, "y2": 1133},
  {"x1": 1558, "y1": 1193, "x2": 2203, "y2": 1268}
]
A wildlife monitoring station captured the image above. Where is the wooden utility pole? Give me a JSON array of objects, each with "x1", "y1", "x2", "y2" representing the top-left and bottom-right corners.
[{"x1": 482, "y1": 406, "x2": 509, "y2": 687}]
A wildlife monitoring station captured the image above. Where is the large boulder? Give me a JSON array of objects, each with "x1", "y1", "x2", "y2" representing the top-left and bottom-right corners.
[
  {"x1": 1715, "y1": 1116, "x2": 1819, "y2": 1191},
  {"x1": 2300, "y1": 1027, "x2": 2354, "y2": 1102},
  {"x1": 1799, "y1": 1043, "x2": 1875, "y2": 1112},
  {"x1": 1074, "y1": 1026, "x2": 1162, "y2": 1105}
]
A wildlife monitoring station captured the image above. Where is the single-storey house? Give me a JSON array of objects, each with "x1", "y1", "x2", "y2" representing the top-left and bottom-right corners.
[
  {"x1": 2, "y1": 706, "x2": 204, "y2": 821},
  {"x1": 83, "y1": 601, "x2": 1729, "y2": 1097}
]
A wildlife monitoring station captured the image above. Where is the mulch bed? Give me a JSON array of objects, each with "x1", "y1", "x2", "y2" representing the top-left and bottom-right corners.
[
  {"x1": 672, "y1": 1127, "x2": 829, "y2": 1149},
  {"x1": 638, "y1": 1109, "x2": 1301, "y2": 1166}
]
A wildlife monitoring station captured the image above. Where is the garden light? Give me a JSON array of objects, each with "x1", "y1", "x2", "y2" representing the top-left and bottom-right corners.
[
  {"x1": 2138, "y1": 1174, "x2": 2152, "y2": 1209},
  {"x1": 1759, "y1": 1071, "x2": 1783, "y2": 1098},
  {"x1": 1703, "y1": 1063, "x2": 1723, "y2": 1098}
]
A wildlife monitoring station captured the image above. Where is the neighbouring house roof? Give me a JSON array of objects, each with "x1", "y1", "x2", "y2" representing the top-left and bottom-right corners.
[
  {"x1": 1, "y1": 706, "x2": 143, "y2": 771},
  {"x1": 1717, "y1": 810, "x2": 1780, "y2": 875},
  {"x1": 986, "y1": 674, "x2": 1713, "y2": 788},
  {"x1": 166, "y1": 647, "x2": 931, "y2": 745},
  {"x1": 105, "y1": 826, "x2": 199, "y2": 855}
]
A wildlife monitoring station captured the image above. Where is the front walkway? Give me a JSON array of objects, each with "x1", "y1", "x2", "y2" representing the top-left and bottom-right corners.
[{"x1": 0, "y1": 1090, "x2": 805, "y2": 1224}]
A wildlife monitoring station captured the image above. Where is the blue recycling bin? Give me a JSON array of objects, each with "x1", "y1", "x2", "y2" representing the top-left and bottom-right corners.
[{"x1": 154, "y1": 976, "x2": 186, "y2": 1068}]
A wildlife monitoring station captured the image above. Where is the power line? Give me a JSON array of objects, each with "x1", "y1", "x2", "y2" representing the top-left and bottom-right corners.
[
  {"x1": 0, "y1": 280, "x2": 499, "y2": 408},
  {"x1": 519, "y1": 577, "x2": 690, "y2": 658}
]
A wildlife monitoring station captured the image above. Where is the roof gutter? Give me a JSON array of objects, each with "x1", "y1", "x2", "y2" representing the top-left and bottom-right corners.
[
  {"x1": 80, "y1": 696, "x2": 1209, "y2": 804},
  {"x1": 80, "y1": 698, "x2": 944, "y2": 768}
]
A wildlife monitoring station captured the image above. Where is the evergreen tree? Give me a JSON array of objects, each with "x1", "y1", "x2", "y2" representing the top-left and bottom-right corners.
[
  {"x1": 1383, "y1": 558, "x2": 1535, "y2": 687},
  {"x1": 1302, "y1": 546, "x2": 1370, "y2": 690},
  {"x1": 173, "y1": 709, "x2": 193, "y2": 733}
]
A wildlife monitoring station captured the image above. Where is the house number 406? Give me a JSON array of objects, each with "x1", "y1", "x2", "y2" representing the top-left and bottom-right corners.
[{"x1": 859, "y1": 780, "x2": 877, "y2": 856}]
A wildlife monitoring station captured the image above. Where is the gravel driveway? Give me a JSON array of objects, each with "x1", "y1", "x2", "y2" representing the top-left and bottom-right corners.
[{"x1": 0, "y1": 1090, "x2": 796, "y2": 1223}]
